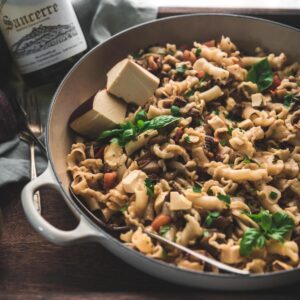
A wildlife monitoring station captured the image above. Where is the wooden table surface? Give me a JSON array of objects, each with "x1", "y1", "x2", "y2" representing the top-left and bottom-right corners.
[
  {"x1": 0, "y1": 182, "x2": 299, "y2": 299},
  {"x1": 1, "y1": 7, "x2": 300, "y2": 300}
]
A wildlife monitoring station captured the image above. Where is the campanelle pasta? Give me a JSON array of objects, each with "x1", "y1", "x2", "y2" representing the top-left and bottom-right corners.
[{"x1": 67, "y1": 36, "x2": 300, "y2": 274}]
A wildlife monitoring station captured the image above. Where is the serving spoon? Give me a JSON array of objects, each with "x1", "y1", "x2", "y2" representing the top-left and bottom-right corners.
[{"x1": 69, "y1": 187, "x2": 250, "y2": 276}]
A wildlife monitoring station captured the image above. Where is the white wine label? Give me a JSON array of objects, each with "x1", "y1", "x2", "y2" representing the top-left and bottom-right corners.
[{"x1": 0, "y1": 0, "x2": 87, "y2": 74}]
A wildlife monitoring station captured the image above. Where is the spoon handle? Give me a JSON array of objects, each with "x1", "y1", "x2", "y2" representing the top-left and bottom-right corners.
[{"x1": 145, "y1": 230, "x2": 250, "y2": 276}]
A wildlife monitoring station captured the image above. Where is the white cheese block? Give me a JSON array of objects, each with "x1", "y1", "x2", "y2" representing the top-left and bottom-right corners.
[
  {"x1": 107, "y1": 58, "x2": 160, "y2": 106},
  {"x1": 69, "y1": 89, "x2": 127, "y2": 139}
]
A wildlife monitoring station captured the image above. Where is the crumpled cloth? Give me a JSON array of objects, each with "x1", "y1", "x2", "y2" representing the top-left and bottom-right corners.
[{"x1": 0, "y1": 0, "x2": 157, "y2": 188}]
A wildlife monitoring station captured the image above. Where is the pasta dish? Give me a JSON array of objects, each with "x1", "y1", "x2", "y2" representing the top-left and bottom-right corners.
[{"x1": 67, "y1": 36, "x2": 300, "y2": 274}]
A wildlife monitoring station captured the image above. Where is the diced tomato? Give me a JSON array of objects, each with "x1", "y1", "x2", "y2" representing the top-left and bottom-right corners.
[
  {"x1": 183, "y1": 50, "x2": 196, "y2": 64},
  {"x1": 151, "y1": 215, "x2": 172, "y2": 232},
  {"x1": 103, "y1": 172, "x2": 117, "y2": 190},
  {"x1": 174, "y1": 128, "x2": 184, "y2": 143},
  {"x1": 94, "y1": 145, "x2": 106, "y2": 159},
  {"x1": 196, "y1": 70, "x2": 205, "y2": 78},
  {"x1": 272, "y1": 74, "x2": 281, "y2": 88},
  {"x1": 203, "y1": 40, "x2": 215, "y2": 47}
]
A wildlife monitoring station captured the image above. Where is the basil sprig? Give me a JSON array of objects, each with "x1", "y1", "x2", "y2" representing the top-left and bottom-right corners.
[
  {"x1": 246, "y1": 58, "x2": 273, "y2": 92},
  {"x1": 240, "y1": 210, "x2": 294, "y2": 256},
  {"x1": 98, "y1": 112, "x2": 179, "y2": 145}
]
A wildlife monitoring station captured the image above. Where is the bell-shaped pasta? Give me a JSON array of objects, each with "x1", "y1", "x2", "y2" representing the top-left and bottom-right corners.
[
  {"x1": 245, "y1": 259, "x2": 266, "y2": 273},
  {"x1": 104, "y1": 142, "x2": 127, "y2": 170},
  {"x1": 155, "y1": 76, "x2": 199, "y2": 97},
  {"x1": 219, "y1": 240, "x2": 243, "y2": 264},
  {"x1": 207, "y1": 161, "x2": 268, "y2": 182},
  {"x1": 147, "y1": 105, "x2": 171, "y2": 119},
  {"x1": 125, "y1": 129, "x2": 158, "y2": 156},
  {"x1": 193, "y1": 58, "x2": 229, "y2": 83},
  {"x1": 238, "y1": 82, "x2": 258, "y2": 99},
  {"x1": 133, "y1": 184, "x2": 149, "y2": 217},
  {"x1": 272, "y1": 260, "x2": 293, "y2": 272},
  {"x1": 229, "y1": 129, "x2": 255, "y2": 157},
  {"x1": 177, "y1": 259, "x2": 204, "y2": 271},
  {"x1": 67, "y1": 143, "x2": 86, "y2": 169},
  {"x1": 79, "y1": 158, "x2": 103, "y2": 174},
  {"x1": 218, "y1": 36, "x2": 237, "y2": 53},
  {"x1": 131, "y1": 227, "x2": 154, "y2": 254},
  {"x1": 192, "y1": 86, "x2": 223, "y2": 102},
  {"x1": 267, "y1": 241, "x2": 299, "y2": 264},
  {"x1": 208, "y1": 115, "x2": 226, "y2": 130},
  {"x1": 176, "y1": 214, "x2": 203, "y2": 246},
  {"x1": 227, "y1": 64, "x2": 247, "y2": 81},
  {"x1": 120, "y1": 230, "x2": 134, "y2": 243},
  {"x1": 152, "y1": 144, "x2": 190, "y2": 162}
]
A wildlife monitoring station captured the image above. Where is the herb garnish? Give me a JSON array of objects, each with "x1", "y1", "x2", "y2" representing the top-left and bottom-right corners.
[
  {"x1": 242, "y1": 156, "x2": 256, "y2": 164},
  {"x1": 193, "y1": 183, "x2": 202, "y2": 193},
  {"x1": 98, "y1": 114, "x2": 179, "y2": 145},
  {"x1": 240, "y1": 210, "x2": 294, "y2": 256},
  {"x1": 145, "y1": 178, "x2": 154, "y2": 198},
  {"x1": 217, "y1": 193, "x2": 231, "y2": 204},
  {"x1": 184, "y1": 135, "x2": 191, "y2": 143},
  {"x1": 205, "y1": 211, "x2": 220, "y2": 226},
  {"x1": 195, "y1": 47, "x2": 201, "y2": 57},
  {"x1": 119, "y1": 205, "x2": 128, "y2": 213},
  {"x1": 247, "y1": 58, "x2": 273, "y2": 92},
  {"x1": 159, "y1": 225, "x2": 170, "y2": 236},
  {"x1": 227, "y1": 127, "x2": 234, "y2": 136},
  {"x1": 176, "y1": 64, "x2": 187, "y2": 74},
  {"x1": 283, "y1": 93, "x2": 298, "y2": 107}
]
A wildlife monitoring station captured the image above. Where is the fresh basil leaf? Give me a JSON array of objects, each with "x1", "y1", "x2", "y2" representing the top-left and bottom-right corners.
[
  {"x1": 171, "y1": 105, "x2": 181, "y2": 117},
  {"x1": 247, "y1": 58, "x2": 273, "y2": 92},
  {"x1": 217, "y1": 193, "x2": 231, "y2": 204},
  {"x1": 205, "y1": 211, "x2": 220, "y2": 226},
  {"x1": 144, "y1": 115, "x2": 180, "y2": 131},
  {"x1": 145, "y1": 178, "x2": 154, "y2": 198}
]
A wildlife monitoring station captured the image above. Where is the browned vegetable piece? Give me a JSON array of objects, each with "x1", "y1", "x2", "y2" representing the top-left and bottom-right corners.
[
  {"x1": 103, "y1": 172, "x2": 117, "y2": 190},
  {"x1": 151, "y1": 215, "x2": 172, "y2": 232}
]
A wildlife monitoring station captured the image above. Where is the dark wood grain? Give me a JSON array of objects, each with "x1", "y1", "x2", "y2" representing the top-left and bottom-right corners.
[
  {"x1": 157, "y1": 7, "x2": 300, "y2": 29},
  {"x1": 0, "y1": 182, "x2": 300, "y2": 299}
]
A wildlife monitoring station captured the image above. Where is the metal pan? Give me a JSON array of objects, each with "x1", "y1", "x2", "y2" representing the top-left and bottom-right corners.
[{"x1": 21, "y1": 14, "x2": 300, "y2": 290}]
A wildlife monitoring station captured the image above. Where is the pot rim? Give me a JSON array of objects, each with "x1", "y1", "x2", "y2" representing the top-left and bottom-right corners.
[{"x1": 46, "y1": 13, "x2": 300, "y2": 280}]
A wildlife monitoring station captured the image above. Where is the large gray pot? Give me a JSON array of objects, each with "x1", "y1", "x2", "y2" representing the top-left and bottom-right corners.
[{"x1": 21, "y1": 14, "x2": 300, "y2": 290}]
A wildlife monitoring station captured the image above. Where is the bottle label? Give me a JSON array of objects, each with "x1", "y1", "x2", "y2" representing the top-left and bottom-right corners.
[{"x1": 0, "y1": 0, "x2": 87, "y2": 74}]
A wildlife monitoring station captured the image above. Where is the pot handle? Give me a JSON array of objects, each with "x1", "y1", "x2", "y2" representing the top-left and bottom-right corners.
[{"x1": 21, "y1": 164, "x2": 105, "y2": 245}]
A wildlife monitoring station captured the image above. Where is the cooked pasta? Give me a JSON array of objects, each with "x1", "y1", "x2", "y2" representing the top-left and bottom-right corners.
[{"x1": 67, "y1": 36, "x2": 300, "y2": 274}]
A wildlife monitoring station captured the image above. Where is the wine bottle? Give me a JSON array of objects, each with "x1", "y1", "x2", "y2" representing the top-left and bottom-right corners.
[{"x1": 0, "y1": 0, "x2": 88, "y2": 87}]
